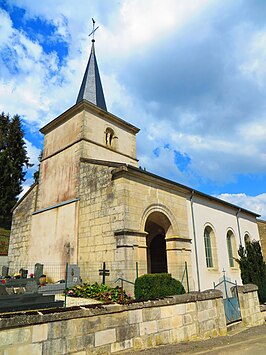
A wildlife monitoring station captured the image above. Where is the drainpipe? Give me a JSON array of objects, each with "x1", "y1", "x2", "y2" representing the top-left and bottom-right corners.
[
  {"x1": 236, "y1": 208, "x2": 242, "y2": 246},
  {"x1": 190, "y1": 190, "x2": 201, "y2": 291}
]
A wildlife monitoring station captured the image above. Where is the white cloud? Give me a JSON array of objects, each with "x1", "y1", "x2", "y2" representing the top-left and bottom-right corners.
[
  {"x1": 114, "y1": 0, "x2": 210, "y2": 51},
  {"x1": 19, "y1": 181, "x2": 33, "y2": 200},
  {"x1": 0, "y1": 9, "x2": 13, "y2": 48},
  {"x1": 1, "y1": 0, "x2": 266, "y2": 201},
  {"x1": 216, "y1": 193, "x2": 266, "y2": 219},
  {"x1": 25, "y1": 139, "x2": 41, "y2": 169},
  {"x1": 240, "y1": 30, "x2": 266, "y2": 86}
]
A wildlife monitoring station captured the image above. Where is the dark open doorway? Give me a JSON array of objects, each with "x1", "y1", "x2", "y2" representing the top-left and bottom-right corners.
[
  {"x1": 145, "y1": 212, "x2": 170, "y2": 274},
  {"x1": 149, "y1": 234, "x2": 167, "y2": 273}
]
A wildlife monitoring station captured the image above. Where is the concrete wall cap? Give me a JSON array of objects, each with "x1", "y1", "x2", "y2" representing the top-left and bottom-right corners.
[{"x1": 231, "y1": 284, "x2": 258, "y2": 293}]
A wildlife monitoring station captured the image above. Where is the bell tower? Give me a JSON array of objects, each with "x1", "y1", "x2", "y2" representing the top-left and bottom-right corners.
[{"x1": 37, "y1": 30, "x2": 139, "y2": 210}]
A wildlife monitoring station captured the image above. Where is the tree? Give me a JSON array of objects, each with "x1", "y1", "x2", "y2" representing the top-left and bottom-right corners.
[
  {"x1": 237, "y1": 240, "x2": 266, "y2": 303},
  {"x1": 0, "y1": 112, "x2": 31, "y2": 229}
]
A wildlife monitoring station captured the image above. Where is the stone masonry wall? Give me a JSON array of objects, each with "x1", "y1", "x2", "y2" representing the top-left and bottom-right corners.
[
  {"x1": 78, "y1": 162, "x2": 122, "y2": 273},
  {"x1": 0, "y1": 291, "x2": 227, "y2": 355},
  {"x1": 77, "y1": 161, "x2": 139, "y2": 288},
  {"x1": 8, "y1": 185, "x2": 37, "y2": 266},
  {"x1": 234, "y1": 284, "x2": 264, "y2": 327}
]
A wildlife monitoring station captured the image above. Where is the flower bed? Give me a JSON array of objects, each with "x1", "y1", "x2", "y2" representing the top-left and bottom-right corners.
[{"x1": 67, "y1": 282, "x2": 132, "y2": 303}]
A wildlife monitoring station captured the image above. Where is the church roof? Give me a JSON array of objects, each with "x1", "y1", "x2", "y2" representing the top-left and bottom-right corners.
[{"x1": 76, "y1": 40, "x2": 107, "y2": 111}]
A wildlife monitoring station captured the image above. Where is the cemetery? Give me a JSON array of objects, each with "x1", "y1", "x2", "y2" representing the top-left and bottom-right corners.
[{"x1": 0, "y1": 263, "x2": 82, "y2": 312}]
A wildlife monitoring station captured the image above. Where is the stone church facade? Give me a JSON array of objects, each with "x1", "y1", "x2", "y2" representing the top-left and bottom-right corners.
[{"x1": 8, "y1": 40, "x2": 260, "y2": 292}]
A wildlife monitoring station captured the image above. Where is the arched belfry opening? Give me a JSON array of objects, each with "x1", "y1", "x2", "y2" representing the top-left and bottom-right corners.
[{"x1": 145, "y1": 211, "x2": 171, "y2": 274}]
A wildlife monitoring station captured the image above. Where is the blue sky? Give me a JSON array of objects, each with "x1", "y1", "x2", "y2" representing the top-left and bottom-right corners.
[{"x1": 1, "y1": 0, "x2": 266, "y2": 217}]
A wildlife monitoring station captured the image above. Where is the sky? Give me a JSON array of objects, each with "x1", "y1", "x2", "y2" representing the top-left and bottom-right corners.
[{"x1": 1, "y1": 0, "x2": 266, "y2": 218}]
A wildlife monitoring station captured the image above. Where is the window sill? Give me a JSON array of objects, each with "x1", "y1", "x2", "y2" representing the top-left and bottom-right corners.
[{"x1": 206, "y1": 268, "x2": 219, "y2": 272}]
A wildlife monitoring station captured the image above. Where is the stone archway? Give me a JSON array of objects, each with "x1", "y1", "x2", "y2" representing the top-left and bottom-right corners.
[{"x1": 145, "y1": 211, "x2": 172, "y2": 274}]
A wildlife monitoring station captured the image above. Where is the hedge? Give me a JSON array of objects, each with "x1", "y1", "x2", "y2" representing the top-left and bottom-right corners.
[{"x1": 134, "y1": 273, "x2": 185, "y2": 300}]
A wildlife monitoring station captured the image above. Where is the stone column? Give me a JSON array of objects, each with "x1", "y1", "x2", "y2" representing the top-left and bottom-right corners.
[
  {"x1": 165, "y1": 236, "x2": 192, "y2": 290},
  {"x1": 114, "y1": 229, "x2": 148, "y2": 293},
  {"x1": 232, "y1": 284, "x2": 264, "y2": 327}
]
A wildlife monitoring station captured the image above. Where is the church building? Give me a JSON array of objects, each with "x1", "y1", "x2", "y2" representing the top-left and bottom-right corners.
[{"x1": 8, "y1": 38, "x2": 260, "y2": 292}]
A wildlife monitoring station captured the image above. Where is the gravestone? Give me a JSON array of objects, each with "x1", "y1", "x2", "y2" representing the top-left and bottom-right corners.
[
  {"x1": 25, "y1": 279, "x2": 38, "y2": 293},
  {"x1": 5, "y1": 278, "x2": 28, "y2": 287},
  {"x1": 19, "y1": 268, "x2": 28, "y2": 279},
  {"x1": 34, "y1": 263, "x2": 44, "y2": 281},
  {"x1": 1, "y1": 266, "x2": 9, "y2": 277},
  {"x1": 0, "y1": 280, "x2": 64, "y2": 313},
  {"x1": 67, "y1": 264, "x2": 82, "y2": 286},
  {"x1": 38, "y1": 264, "x2": 81, "y2": 295}
]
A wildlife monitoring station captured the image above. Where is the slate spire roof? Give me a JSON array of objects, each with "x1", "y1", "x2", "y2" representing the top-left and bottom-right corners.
[{"x1": 76, "y1": 39, "x2": 107, "y2": 111}]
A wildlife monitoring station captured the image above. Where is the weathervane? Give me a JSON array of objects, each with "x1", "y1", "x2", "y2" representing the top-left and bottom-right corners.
[{"x1": 89, "y1": 18, "x2": 99, "y2": 41}]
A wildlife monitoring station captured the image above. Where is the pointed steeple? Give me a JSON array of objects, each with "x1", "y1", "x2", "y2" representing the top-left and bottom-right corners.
[{"x1": 76, "y1": 39, "x2": 107, "y2": 111}]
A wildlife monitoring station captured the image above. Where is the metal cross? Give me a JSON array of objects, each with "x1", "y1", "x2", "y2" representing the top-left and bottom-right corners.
[{"x1": 89, "y1": 18, "x2": 99, "y2": 40}]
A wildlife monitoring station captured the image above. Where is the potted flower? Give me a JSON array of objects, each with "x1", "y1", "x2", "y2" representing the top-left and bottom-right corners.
[{"x1": 39, "y1": 274, "x2": 46, "y2": 286}]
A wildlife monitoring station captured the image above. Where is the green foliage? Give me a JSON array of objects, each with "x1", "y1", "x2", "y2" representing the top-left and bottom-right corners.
[
  {"x1": 67, "y1": 282, "x2": 132, "y2": 303},
  {"x1": 134, "y1": 273, "x2": 186, "y2": 301},
  {"x1": 237, "y1": 240, "x2": 266, "y2": 303},
  {"x1": 0, "y1": 113, "x2": 30, "y2": 228}
]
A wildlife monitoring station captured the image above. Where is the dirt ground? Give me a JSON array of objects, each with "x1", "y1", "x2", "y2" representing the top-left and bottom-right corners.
[{"x1": 124, "y1": 323, "x2": 266, "y2": 355}]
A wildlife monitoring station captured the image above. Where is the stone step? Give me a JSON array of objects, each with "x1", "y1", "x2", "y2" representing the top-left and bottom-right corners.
[{"x1": 227, "y1": 320, "x2": 244, "y2": 336}]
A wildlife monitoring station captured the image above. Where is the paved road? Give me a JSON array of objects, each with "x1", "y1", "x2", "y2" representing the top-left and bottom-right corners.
[{"x1": 124, "y1": 323, "x2": 266, "y2": 355}]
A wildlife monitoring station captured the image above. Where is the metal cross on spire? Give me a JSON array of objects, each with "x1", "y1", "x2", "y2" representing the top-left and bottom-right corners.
[{"x1": 89, "y1": 18, "x2": 99, "y2": 41}]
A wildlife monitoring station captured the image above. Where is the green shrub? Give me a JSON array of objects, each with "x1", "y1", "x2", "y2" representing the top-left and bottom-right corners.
[
  {"x1": 134, "y1": 273, "x2": 185, "y2": 300},
  {"x1": 67, "y1": 282, "x2": 132, "y2": 303}
]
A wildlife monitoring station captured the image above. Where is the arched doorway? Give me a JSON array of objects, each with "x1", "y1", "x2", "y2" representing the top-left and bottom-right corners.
[{"x1": 145, "y1": 212, "x2": 171, "y2": 274}]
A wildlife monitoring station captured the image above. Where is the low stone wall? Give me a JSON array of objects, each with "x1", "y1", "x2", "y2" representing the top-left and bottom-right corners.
[
  {"x1": 234, "y1": 284, "x2": 264, "y2": 327},
  {"x1": 0, "y1": 290, "x2": 226, "y2": 354},
  {"x1": 0, "y1": 285, "x2": 263, "y2": 354}
]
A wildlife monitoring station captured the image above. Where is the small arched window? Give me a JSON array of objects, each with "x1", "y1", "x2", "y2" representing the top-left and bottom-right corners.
[
  {"x1": 227, "y1": 231, "x2": 235, "y2": 267},
  {"x1": 105, "y1": 127, "x2": 114, "y2": 147},
  {"x1": 244, "y1": 233, "x2": 251, "y2": 246},
  {"x1": 204, "y1": 226, "x2": 214, "y2": 268}
]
